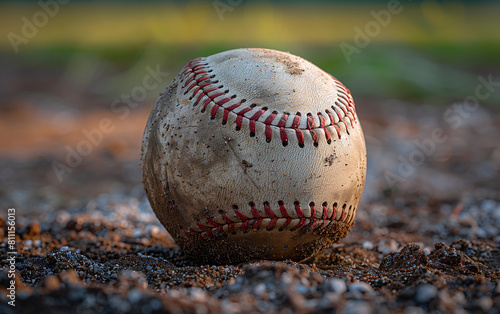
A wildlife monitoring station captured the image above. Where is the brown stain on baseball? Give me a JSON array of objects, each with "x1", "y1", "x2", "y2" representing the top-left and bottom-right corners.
[
  {"x1": 249, "y1": 48, "x2": 305, "y2": 76},
  {"x1": 324, "y1": 153, "x2": 338, "y2": 166},
  {"x1": 223, "y1": 139, "x2": 260, "y2": 191}
]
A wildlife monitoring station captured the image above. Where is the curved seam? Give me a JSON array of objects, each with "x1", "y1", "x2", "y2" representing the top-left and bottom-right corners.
[
  {"x1": 181, "y1": 58, "x2": 358, "y2": 147},
  {"x1": 180, "y1": 201, "x2": 356, "y2": 242}
]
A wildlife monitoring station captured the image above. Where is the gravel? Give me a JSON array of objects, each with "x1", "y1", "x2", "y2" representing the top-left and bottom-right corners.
[{"x1": 0, "y1": 100, "x2": 499, "y2": 313}]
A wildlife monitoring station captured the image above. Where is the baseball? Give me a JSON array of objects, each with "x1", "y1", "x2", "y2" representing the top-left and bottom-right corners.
[{"x1": 141, "y1": 48, "x2": 366, "y2": 264}]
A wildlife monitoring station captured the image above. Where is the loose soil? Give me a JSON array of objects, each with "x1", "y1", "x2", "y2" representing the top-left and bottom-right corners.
[{"x1": 1, "y1": 82, "x2": 499, "y2": 313}]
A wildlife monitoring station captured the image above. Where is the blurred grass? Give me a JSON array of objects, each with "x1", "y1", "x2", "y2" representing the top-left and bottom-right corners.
[
  {"x1": 1, "y1": 2, "x2": 499, "y2": 47},
  {"x1": 1, "y1": 1, "x2": 499, "y2": 105},
  {"x1": 7, "y1": 42, "x2": 500, "y2": 106}
]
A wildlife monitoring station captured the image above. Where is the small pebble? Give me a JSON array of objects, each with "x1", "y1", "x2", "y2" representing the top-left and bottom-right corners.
[
  {"x1": 482, "y1": 200, "x2": 496, "y2": 212},
  {"x1": 295, "y1": 284, "x2": 308, "y2": 295},
  {"x1": 119, "y1": 270, "x2": 148, "y2": 289},
  {"x1": 133, "y1": 229, "x2": 143, "y2": 238},
  {"x1": 344, "y1": 300, "x2": 372, "y2": 314},
  {"x1": 404, "y1": 306, "x2": 425, "y2": 314},
  {"x1": 415, "y1": 284, "x2": 437, "y2": 303},
  {"x1": 150, "y1": 299, "x2": 162, "y2": 310},
  {"x1": 189, "y1": 288, "x2": 207, "y2": 302},
  {"x1": 348, "y1": 281, "x2": 373, "y2": 294},
  {"x1": 60, "y1": 246, "x2": 69, "y2": 252},
  {"x1": 477, "y1": 296, "x2": 493, "y2": 312},
  {"x1": 454, "y1": 292, "x2": 466, "y2": 304},
  {"x1": 378, "y1": 239, "x2": 399, "y2": 254},
  {"x1": 254, "y1": 283, "x2": 266, "y2": 295},
  {"x1": 362, "y1": 241, "x2": 374, "y2": 250},
  {"x1": 25, "y1": 240, "x2": 33, "y2": 247},
  {"x1": 128, "y1": 289, "x2": 143, "y2": 304},
  {"x1": 476, "y1": 228, "x2": 487, "y2": 238},
  {"x1": 43, "y1": 275, "x2": 61, "y2": 292},
  {"x1": 150, "y1": 225, "x2": 161, "y2": 237},
  {"x1": 68, "y1": 287, "x2": 87, "y2": 302},
  {"x1": 326, "y1": 279, "x2": 347, "y2": 295},
  {"x1": 83, "y1": 295, "x2": 96, "y2": 308}
]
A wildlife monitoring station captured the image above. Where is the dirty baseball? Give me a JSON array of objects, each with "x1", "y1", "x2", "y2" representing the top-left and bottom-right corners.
[{"x1": 141, "y1": 48, "x2": 367, "y2": 264}]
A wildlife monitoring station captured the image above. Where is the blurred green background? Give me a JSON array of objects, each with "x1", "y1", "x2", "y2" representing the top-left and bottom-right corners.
[
  {"x1": 1, "y1": 0, "x2": 499, "y2": 209},
  {"x1": 2, "y1": 0, "x2": 500, "y2": 105}
]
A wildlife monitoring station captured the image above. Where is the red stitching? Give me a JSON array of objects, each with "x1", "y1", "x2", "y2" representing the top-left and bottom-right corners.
[
  {"x1": 196, "y1": 76, "x2": 211, "y2": 84},
  {"x1": 235, "y1": 115, "x2": 243, "y2": 130},
  {"x1": 210, "y1": 104, "x2": 219, "y2": 119},
  {"x1": 267, "y1": 217, "x2": 278, "y2": 230},
  {"x1": 222, "y1": 109, "x2": 229, "y2": 124},
  {"x1": 253, "y1": 218, "x2": 263, "y2": 230},
  {"x1": 280, "y1": 127, "x2": 288, "y2": 145},
  {"x1": 207, "y1": 218, "x2": 219, "y2": 227},
  {"x1": 206, "y1": 229, "x2": 214, "y2": 238},
  {"x1": 182, "y1": 201, "x2": 356, "y2": 240},
  {"x1": 241, "y1": 220, "x2": 250, "y2": 232},
  {"x1": 333, "y1": 78, "x2": 357, "y2": 127},
  {"x1": 198, "y1": 233, "x2": 205, "y2": 242},
  {"x1": 264, "y1": 202, "x2": 275, "y2": 218},
  {"x1": 295, "y1": 129, "x2": 305, "y2": 147},
  {"x1": 294, "y1": 203, "x2": 304, "y2": 218},
  {"x1": 217, "y1": 97, "x2": 232, "y2": 106},
  {"x1": 310, "y1": 129, "x2": 319, "y2": 146},
  {"x1": 197, "y1": 222, "x2": 208, "y2": 230},
  {"x1": 226, "y1": 103, "x2": 241, "y2": 111},
  {"x1": 283, "y1": 218, "x2": 292, "y2": 229},
  {"x1": 250, "y1": 109, "x2": 266, "y2": 121},
  {"x1": 291, "y1": 114, "x2": 301, "y2": 128},
  {"x1": 265, "y1": 125, "x2": 272, "y2": 142},
  {"x1": 336, "y1": 101, "x2": 353, "y2": 133},
  {"x1": 341, "y1": 209, "x2": 347, "y2": 221},
  {"x1": 277, "y1": 113, "x2": 288, "y2": 127},
  {"x1": 250, "y1": 204, "x2": 260, "y2": 218},
  {"x1": 308, "y1": 219, "x2": 317, "y2": 229},
  {"x1": 291, "y1": 218, "x2": 306, "y2": 231},
  {"x1": 279, "y1": 201, "x2": 289, "y2": 217},
  {"x1": 184, "y1": 76, "x2": 195, "y2": 87},
  {"x1": 249, "y1": 120, "x2": 256, "y2": 136},
  {"x1": 234, "y1": 208, "x2": 248, "y2": 221},
  {"x1": 318, "y1": 113, "x2": 331, "y2": 143},
  {"x1": 221, "y1": 213, "x2": 232, "y2": 224},
  {"x1": 333, "y1": 124, "x2": 342, "y2": 139},
  {"x1": 306, "y1": 114, "x2": 315, "y2": 129},
  {"x1": 182, "y1": 59, "x2": 357, "y2": 147},
  {"x1": 264, "y1": 113, "x2": 277, "y2": 142},
  {"x1": 319, "y1": 204, "x2": 328, "y2": 229}
]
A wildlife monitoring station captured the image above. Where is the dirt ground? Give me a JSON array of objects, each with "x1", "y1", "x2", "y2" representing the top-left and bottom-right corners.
[{"x1": 1, "y1": 65, "x2": 500, "y2": 313}]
